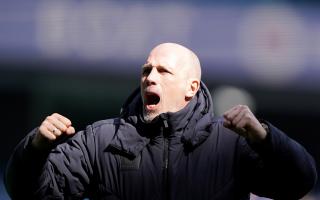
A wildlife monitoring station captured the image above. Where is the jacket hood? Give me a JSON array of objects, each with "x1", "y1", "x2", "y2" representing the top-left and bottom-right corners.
[{"x1": 110, "y1": 81, "x2": 215, "y2": 157}]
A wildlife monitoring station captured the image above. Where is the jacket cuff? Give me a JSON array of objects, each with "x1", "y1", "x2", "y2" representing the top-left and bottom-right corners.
[
  {"x1": 246, "y1": 120, "x2": 280, "y2": 158},
  {"x1": 21, "y1": 128, "x2": 51, "y2": 163}
]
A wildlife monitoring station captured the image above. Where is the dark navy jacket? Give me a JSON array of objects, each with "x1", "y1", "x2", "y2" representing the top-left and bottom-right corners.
[{"x1": 5, "y1": 83, "x2": 317, "y2": 199}]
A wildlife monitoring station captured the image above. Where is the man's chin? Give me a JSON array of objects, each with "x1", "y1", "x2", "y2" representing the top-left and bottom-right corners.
[{"x1": 143, "y1": 109, "x2": 159, "y2": 123}]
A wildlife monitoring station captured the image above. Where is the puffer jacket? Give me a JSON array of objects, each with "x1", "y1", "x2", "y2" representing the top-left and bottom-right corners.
[{"x1": 5, "y1": 82, "x2": 317, "y2": 200}]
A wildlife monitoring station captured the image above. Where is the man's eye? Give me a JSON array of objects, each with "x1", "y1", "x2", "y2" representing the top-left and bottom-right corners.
[
  {"x1": 158, "y1": 68, "x2": 169, "y2": 74},
  {"x1": 142, "y1": 68, "x2": 151, "y2": 75}
]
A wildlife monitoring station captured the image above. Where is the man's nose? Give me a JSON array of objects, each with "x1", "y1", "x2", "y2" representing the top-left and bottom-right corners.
[{"x1": 145, "y1": 68, "x2": 159, "y2": 85}]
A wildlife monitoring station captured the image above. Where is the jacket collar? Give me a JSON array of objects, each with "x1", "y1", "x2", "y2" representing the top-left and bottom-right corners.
[{"x1": 109, "y1": 81, "x2": 215, "y2": 157}]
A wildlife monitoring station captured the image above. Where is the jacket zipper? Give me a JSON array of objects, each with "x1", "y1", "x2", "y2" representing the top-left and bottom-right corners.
[{"x1": 162, "y1": 119, "x2": 169, "y2": 200}]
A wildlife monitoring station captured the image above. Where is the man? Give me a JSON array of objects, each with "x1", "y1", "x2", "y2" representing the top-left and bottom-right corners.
[{"x1": 5, "y1": 43, "x2": 317, "y2": 199}]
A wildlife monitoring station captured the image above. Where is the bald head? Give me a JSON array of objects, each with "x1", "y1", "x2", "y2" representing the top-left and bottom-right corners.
[{"x1": 149, "y1": 43, "x2": 201, "y2": 81}]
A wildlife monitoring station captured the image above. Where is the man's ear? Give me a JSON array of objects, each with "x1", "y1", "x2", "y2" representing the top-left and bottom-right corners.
[{"x1": 185, "y1": 79, "x2": 200, "y2": 99}]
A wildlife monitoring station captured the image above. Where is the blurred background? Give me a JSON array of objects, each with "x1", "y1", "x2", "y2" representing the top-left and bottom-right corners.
[{"x1": 0, "y1": 0, "x2": 319, "y2": 199}]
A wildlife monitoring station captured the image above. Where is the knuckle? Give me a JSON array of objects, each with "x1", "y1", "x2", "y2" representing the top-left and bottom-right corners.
[
  {"x1": 40, "y1": 121, "x2": 46, "y2": 127},
  {"x1": 66, "y1": 119, "x2": 72, "y2": 125},
  {"x1": 42, "y1": 120, "x2": 49, "y2": 126},
  {"x1": 243, "y1": 106, "x2": 250, "y2": 112},
  {"x1": 47, "y1": 115, "x2": 54, "y2": 121},
  {"x1": 244, "y1": 113, "x2": 251, "y2": 120},
  {"x1": 46, "y1": 116, "x2": 51, "y2": 120},
  {"x1": 241, "y1": 105, "x2": 249, "y2": 110},
  {"x1": 52, "y1": 113, "x2": 61, "y2": 120},
  {"x1": 38, "y1": 126, "x2": 46, "y2": 133}
]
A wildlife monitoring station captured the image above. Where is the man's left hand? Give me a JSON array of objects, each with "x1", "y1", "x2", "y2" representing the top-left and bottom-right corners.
[{"x1": 223, "y1": 105, "x2": 267, "y2": 143}]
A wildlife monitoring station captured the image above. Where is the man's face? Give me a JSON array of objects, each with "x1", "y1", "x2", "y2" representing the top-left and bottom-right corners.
[{"x1": 140, "y1": 48, "x2": 189, "y2": 121}]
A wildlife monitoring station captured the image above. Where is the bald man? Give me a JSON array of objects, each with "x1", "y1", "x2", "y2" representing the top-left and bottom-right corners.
[{"x1": 5, "y1": 43, "x2": 317, "y2": 200}]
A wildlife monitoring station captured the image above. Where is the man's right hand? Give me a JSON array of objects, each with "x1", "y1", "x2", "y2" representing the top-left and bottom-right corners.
[{"x1": 32, "y1": 113, "x2": 76, "y2": 150}]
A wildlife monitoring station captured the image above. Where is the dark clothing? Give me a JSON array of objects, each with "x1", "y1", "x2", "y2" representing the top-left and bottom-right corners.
[{"x1": 5, "y1": 83, "x2": 317, "y2": 200}]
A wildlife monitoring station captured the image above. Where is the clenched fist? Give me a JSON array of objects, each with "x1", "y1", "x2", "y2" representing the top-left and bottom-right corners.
[
  {"x1": 32, "y1": 113, "x2": 76, "y2": 150},
  {"x1": 223, "y1": 105, "x2": 267, "y2": 143}
]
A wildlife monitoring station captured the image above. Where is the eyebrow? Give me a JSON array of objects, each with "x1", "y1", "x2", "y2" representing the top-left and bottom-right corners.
[
  {"x1": 142, "y1": 63, "x2": 172, "y2": 71},
  {"x1": 141, "y1": 63, "x2": 152, "y2": 69}
]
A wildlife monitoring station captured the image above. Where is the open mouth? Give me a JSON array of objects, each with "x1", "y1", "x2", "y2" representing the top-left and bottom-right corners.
[{"x1": 144, "y1": 92, "x2": 160, "y2": 110}]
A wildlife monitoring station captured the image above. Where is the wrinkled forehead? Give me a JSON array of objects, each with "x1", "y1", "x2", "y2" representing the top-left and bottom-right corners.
[{"x1": 146, "y1": 45, "x2": 188, "y2": 70}]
